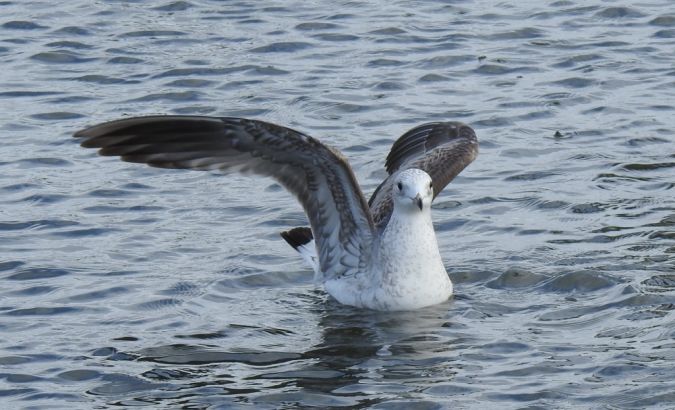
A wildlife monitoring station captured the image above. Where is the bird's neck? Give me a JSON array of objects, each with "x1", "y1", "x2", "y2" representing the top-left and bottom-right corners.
[{"x1": 386, "y1": 207, "x2": 434, "y2": 238}]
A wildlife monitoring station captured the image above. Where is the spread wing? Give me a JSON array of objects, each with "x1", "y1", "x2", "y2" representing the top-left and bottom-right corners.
[
  {"x1": 369, "y1": 122, "x2": 478, "y2": 230},
  {"x1": 74, "y1": 116, "x2": 376, "y2": 280}
]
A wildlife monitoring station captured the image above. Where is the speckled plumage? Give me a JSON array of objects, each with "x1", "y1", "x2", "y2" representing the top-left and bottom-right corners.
[{"x1": 75, "y1": 116, "x2": 477, "y2": 311}]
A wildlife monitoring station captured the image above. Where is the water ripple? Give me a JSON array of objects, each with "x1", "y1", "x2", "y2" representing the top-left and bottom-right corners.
[{"x1": 1, "y1": 0, "x2": 674, "y2": 408}]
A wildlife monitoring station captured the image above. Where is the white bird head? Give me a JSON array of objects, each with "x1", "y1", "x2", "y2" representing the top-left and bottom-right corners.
[{"x1": 393, "y1": 169, "x2": 434, "y2": 212}]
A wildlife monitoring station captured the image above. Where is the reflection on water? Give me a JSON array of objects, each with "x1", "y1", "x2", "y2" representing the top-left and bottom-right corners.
[
  {"x1": 1, "y1": 0, "x2": 674, "y2": 408},
  {"x1": 88, "y1": 300, "x2": 459, "y2": 407}
]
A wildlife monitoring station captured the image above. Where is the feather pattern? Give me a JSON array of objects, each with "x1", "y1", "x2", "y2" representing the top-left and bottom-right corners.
[
  {"x1": 75, "y1": 116, "x2": 375, "y2": 280},
  {"x1": 368, "y1": 122, "x2": 478, "y2": 230}
]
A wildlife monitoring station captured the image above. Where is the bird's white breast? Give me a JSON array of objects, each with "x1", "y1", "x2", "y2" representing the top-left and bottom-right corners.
[{"x1": 325, "y1": 208, "x2": 452, "y2": 311}]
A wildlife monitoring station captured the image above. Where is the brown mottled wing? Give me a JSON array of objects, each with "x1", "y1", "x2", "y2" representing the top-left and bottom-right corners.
[
  {"x1": 369, "y1": 122, "x2": 478, "y2": 230},
  {"x1": 75, "y1": 116, "x2": 375, "y2": 280}
]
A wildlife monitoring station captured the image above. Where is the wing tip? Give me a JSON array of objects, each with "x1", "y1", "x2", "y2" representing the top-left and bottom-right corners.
[{"x1": 384, "y1": 121, "x2": 477, "y2": 174}]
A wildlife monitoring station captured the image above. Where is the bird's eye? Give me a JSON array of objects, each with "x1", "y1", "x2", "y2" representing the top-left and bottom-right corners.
[
  {"x1": 429, "y1": 182, "x2": 433, "y2": 189},
  {"x1": 397, "y1": 182, "x2": 402, "y2": 191}
]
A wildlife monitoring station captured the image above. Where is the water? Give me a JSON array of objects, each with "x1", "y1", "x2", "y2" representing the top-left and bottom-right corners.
[{"x1": 1, "y1": 0, "x2": 674, "y2": 408}]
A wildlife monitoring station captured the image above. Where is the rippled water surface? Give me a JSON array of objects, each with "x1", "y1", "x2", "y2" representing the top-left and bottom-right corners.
[{"x1": 1, "y1": 0, "x2": 675, "y2": 408}]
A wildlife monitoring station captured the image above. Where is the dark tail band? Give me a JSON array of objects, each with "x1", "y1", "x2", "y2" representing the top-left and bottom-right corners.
[{"x1": 280, "y1": 227, "x2": 313, "y2": 250}]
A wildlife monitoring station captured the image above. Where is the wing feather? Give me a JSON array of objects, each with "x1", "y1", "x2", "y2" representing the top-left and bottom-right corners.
[
  {"x1": 369, "y1": 122, "x2": 478, "y2": 230},
  {"x1": 75, "y1": 115, "x2": 375, "y2": 279}
]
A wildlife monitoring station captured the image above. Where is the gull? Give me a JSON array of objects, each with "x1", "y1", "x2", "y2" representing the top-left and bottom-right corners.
[{"x1": 75, "y1": 116, "x2": 478, "y2": 311}]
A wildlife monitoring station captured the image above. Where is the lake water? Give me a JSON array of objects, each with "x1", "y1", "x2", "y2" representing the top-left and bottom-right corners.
[{"x1": 1, "y1": 0, "x2": 674, "y2": 408}]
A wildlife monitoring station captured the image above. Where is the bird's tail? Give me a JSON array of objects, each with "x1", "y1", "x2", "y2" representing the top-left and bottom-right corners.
[{"x1": 280, "y1": 227, "x2": 321, "y2": 280}]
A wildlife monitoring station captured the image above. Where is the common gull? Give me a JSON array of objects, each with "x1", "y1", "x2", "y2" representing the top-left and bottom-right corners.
[{"x1": 75, "y1": 116, "x2": 478, "y2": 311}]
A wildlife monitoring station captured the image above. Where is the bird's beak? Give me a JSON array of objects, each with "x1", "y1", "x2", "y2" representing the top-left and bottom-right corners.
[{"x1": 414, "y1": 194, "x2": 423, "y2": 211}]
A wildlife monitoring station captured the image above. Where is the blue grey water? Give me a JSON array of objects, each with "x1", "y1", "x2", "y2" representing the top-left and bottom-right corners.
[{"x1": 1, "y1": 0, "x2": 674, "y2": 408}]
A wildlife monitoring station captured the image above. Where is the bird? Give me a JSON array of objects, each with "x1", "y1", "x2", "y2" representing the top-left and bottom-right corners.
[{"x1": 74, "y1": 116, "x2": 478, "y2": 311}]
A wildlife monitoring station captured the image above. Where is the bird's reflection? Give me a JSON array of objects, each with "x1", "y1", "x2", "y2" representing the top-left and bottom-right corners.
[{"x1": 297, "y1": 294, "x2": 460, "y2": 394}]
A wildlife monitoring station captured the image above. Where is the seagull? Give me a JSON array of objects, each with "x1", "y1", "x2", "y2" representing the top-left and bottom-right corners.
[{"x1": 74, "y1": 116, "x2": 478, "y2": 311}]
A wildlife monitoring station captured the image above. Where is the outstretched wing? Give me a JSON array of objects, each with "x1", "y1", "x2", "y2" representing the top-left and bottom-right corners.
[
  {"x1": 369, "y1": 122, "x2": 478, "y2": 230},
  {"x1": 75, "y1": 116, "x2": 375, "y2": 280}
]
